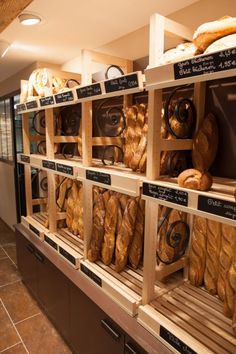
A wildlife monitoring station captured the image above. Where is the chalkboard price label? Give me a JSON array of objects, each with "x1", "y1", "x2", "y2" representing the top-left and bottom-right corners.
[
  {"x1": 55, "y1": 91, "x2": 74, "y2": 104},
  {"x1": 104, "y1": 73, "x2": 139, "y2": 93},
  {"x1": 42, "y1": 160, "x2": 56, "y2": 170},
  {"x1": 44, "y1": 235, "x2": 57, "y2": 250},
  {"x1": 20, "y1": 154, "x2": 30, "y2": 163},
  {"x1": 198, "y1": 195, "x2": 236, "y2": 221},
  {"x1": 26, "y1": 100, "x2": 38, "y2": 110},
  {"x1": 59, "y1": 246, "x2": 76, "y2": 265},
  {"x1": 174, "y1": 47, "x2": 236, "y2": 80},
  {"x1": 160, "y1": 326, "x2": 196, "y2": 354},
  {"x1": 56, "y1": 163, "x2": 73, "y2": 176},
  {"x1": 76, "y1": 83, "x2": 102, "y2": 99},
  {"x1": 40, "y1": 96, "x2": 54, "y2": 107},
  {"x1": 16, "y1": 103, "x2": 26, "y2": 113},
  {"x1": 29, "y1": 224, "x2": 40, "y2": 237},
  {"x1": 143, "y1": 183, "x2": 188, "y2": 206},
  {"x1": 86, "y1": 170, "x2": 111, "y2": 185},
  {"x1": 80, "y1": 264, "x2": 102, "y2": 287}
]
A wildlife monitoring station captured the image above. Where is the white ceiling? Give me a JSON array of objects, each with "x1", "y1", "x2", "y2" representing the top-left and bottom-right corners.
[{"x1": 0, "y1": 0, "x2": 199, "y2": 82}]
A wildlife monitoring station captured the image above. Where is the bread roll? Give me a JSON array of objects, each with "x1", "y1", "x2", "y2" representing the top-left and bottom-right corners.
[
  {"x1": 129, "y1": 199, "x2": 145, "y2": 268},
  {"x1": 193, "y1": 16, "x2": 236, "y2": 52},
  {"x1": 101, "y1": 195, "x2": 119, "y2": 265},
  {"x1": 87, "y1": 194, "x2": 106, "y2": 262},
  {"x1": 189, "y1": 216, "x2": 207, "y2": 286},
  {"x1": 218, "y1": 224, "x2": 236, "y2": 301},
  {"x1": 192, "y1": 113, "x2": 218, "y2": 171},
  {"x1": 177, "y1": 169, "x2": 212, "y2": 191},
  {"x1": 204, "y1": 220, "x2": 221, "y2": 295},
  {"x1": 115, "y1": 198, "x2": 138, "y2": 272}
]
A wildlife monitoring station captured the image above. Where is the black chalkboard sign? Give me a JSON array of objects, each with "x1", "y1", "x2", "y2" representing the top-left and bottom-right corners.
[
  {"x1": 42, "y1": 160, "x2": 56, "y2": 170},
  {"x1": 104, "y1": 73, "x2": 139, "y2": 93},
  {"x1": 80, "y1": 264, "x2": 102, "y2": 287},
  {"x1": 160, "y1": 326, "x2": 196, "y2": 354},
  {"x1": 174, "y1": 47, "x2": 236, "y2": 80},
  {"x1": 56, "y1": 163, "x2": 73, "y2": 176},
  {"x1": 55, "y1": 91, "x2": 74, "y2": 104},
  {"x1": 40, "y1": 96, "x2": 54, "y2": 107},
  {"x1": 29, "y1": 224, "x2": 40, "y2": 237},
  {"x1": 44, "y1": 235, "x2": 57, "y2": 250},
  {"x1": 20, "y1": 154, "x2": 30, "y2": 163},
  {"x1": 86, "y1": 170, "x2": 111, "y2": 185},
  {"x1": 143, "y1": 183, "x2": 188, "y2": 206},
  {"x1": 198, "y1": 195, "x2": 236, "y2": 221},
  {"x1": 26, "y1": 100, "x2": 38, "y2": 110},
  {"x1": 59, "y1": 246, "x2": 76, "y2": 265},
  {"x1": 76, "y1": 83, "x2": 102, "y2": 99},
  {"x1": 17, "y1": 103, "x2": 26, "y2": 113}
]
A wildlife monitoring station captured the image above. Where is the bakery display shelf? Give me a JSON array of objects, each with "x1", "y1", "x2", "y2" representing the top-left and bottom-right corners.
[
  {"x1": 56, "y1": 228, "x2": 84, "y2": 255},
  {"x1": 21, "y1": 215, "x2": 48, "y2": 241},
  {"x1": 145, "y1": 47, "x2": 236, "y2": 91},
  {"x1": 31, "y1": 211, "x2": 48, "y2": 227},
  {"x1": 142, "y1": 177, "x2": 236, "y2": 227},
  {"x1": 138, "y1": 282, "x2": 236, "y2": 354}
]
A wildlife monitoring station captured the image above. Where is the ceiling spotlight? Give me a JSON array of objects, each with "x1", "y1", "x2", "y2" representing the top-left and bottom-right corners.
[
  {"x1": 18, "y1": 13, "x2": 41, "y2": 26},
  {"x1": 0, "y1": 41, "x2": 10, "y2": 58}
]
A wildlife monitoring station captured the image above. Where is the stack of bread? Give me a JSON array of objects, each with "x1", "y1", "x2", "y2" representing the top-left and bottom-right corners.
[
  {"x1": 123, "y1": 104, "x2": 148, "y2": 173},
  {"x1": 88, "y1": 187, "x2": 145, "y2": 272},
  {"x1": 66, "y1": 180, "x2": 84, "y2": 239},
  {"x1": 155, "y1": 16, "x2": 236, "y2": 67},
  {"x1": 189, "y1": 216, "x2": 236, "y2": 335}
]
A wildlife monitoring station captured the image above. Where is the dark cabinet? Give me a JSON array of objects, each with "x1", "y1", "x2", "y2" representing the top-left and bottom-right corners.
[{"x1": 125, "y1": 335, "x2": 148, "y2": 354}]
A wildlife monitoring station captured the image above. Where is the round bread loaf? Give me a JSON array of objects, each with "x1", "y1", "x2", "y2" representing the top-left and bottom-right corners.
[
  {"x1": 204, "y1": 33, "x2": 236, "y2": 54},
  {"x1": 156, "y1": 42, "x2": 197, "y2": 66},
  {"x1": 193, "y1": 16, "x2": 236, "y2": 52},
  {"x1": 177, "y1": 169, "x2": 213, "y2": 191}
]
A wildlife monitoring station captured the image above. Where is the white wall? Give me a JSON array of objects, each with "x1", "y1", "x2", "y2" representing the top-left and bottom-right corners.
[{"x1": 0, "y1": 161, "x2": 17, "y2": 230}]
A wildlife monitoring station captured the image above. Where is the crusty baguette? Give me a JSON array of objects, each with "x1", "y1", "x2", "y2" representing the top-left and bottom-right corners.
[
  {"x1": 130, "y1": 115, "x2": 148, "y2": 171},
  {"x1": 101, "y1": 195, "x2": 119, "y2": 265},
  {"x1": 87, "y1": 194, "x2": 106, "y2": 262},
  {"x1": 129, "y1": 199, "x2": 145, "y2": 268},
  {"x1": 189, "y1": 216, "x2": 207, "y2": 286},
  {"x1": 124, "y1": 106, "x2": 137, "y2": 167},
  {"x1": 115, "y1": 198, "x2": 138, "y2": 272},
  {"x1": 204, "y1": 220, "x2": 221, "y2": 295}
]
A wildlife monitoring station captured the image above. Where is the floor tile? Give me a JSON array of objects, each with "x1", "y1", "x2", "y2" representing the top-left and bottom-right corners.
[
  {"x1": 0, "y1": 302, "x2": 20, "y2": 352},
  {"x1": 2, "y1": 244, "x2": 17, "y2": 265},
  {"x1": 0, "y1": 281, "x2": 41, "y2": 323},
  {"x1": 0, "y1": 230, "x2": 16, "y2": 246},
  {"x1": 0, "y1": 343, "x2": 27, "y2": 354},
  {"x1": 0, "y1": 258, "x2": 21, "y2": 287},
  {"x1": 0, "y1": 246, "x2": 7, "y2": 260},
  {"x1": 16, "y1": 313, "x2": 72, "y2": 354}
]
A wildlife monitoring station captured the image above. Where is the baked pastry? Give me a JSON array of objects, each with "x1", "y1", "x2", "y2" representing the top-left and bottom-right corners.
[
  {"x1": 177, "y1": 169, "x2": 212, "y2": 191},
  {"x1": 192, "y1": 113, "x2": 218, "y2": 171},
  {"x1": 156, "y1": 42, "x2": 198, "y2": 66},
  {"x1": 88, "y1": 193, "x2": 106, "y2": 262},
  {"x1": 193, "y1": 16, "x2": 236, "y2": 52},
  {"x1": 101, "y1": 195, "x2": 119, "y2": 265},
  {"x1": 129, "y1": 199, "x2": 145, "y2": 268},
  {"x1": 217, "y1": 224, "x2": 236, "y2": 301},
  {"x1": 204, "y1": 220, "x2": 221, "y2": 295},
  {"x1": 204, "y1": 33, "x2": 236, "y2": 53},
  {"x1": 115, "y1": 198, "x2": 138, "y2": 272},
  {"x1": 189, "y1": 216, "x2": 207, "y2": 286}
]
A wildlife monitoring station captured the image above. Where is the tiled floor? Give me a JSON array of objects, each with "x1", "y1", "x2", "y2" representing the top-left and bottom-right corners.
[{"x1": 0, "y1": 219, "x2": 72, "y2": 354}]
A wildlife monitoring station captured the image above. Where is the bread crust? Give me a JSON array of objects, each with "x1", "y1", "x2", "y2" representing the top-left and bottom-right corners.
[{"x1": 177, "y1": 168, "x2": 212, "y2": 191}]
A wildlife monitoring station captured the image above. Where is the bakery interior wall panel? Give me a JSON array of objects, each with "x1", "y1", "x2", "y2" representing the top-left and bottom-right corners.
[{"x1": 0, "y1": 161, "x2": 17, "y2": 229}]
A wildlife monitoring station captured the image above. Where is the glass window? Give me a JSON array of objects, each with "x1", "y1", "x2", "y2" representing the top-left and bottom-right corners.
[{"x1": 0, "y1": 98, "x2": 13, "y2": 161}]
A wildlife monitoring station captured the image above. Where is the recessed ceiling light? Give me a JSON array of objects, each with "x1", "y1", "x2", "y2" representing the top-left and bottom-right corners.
[
  {"x1": 0, "y1": 41, "x2": 10, "y2": 58},
  {"x1": 18, "y1": 13, "x2": 41, "y2": 26}
]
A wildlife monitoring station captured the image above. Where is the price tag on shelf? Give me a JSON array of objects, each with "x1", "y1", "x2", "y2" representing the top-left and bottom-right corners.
[
  {"x1": 20, "y1": 154, "x2": 30, "y2": 163},
  {"x1": 16, "y1": 103, "x2": 26, "y2": 113},
  {"x1": 59, "y1": 246, "x2": 76, "y2": 265},
  {"x1": 160, "y1": 326, "x2": 196, "y2": 354},
  {"x1": 26, "y1": 100, "x2": 38, "y2": 110},
  {"x1": 56, "y1": 163, "x2": 73, "y2": 176},
  {"x1": 80, "y1": 264, "x2": 102, "y2": 287},
  {"x1": 76, "y1": 83, "x2": 102, "y2": 99},
  {"x1": 42, "y1": 160, "x2": 56, "y2": 170},
  {"x1": 143, "y1": 183, "x2": 188, "y2": 206},
  {"x1": 44, "y1": 235, "x2": 58, "y2": 250},
  {"x1": 29, "y1": 224, "x2": 40, "y2": 237},
  {"x1": 86, "y1": 170, "x2": 111, "y2": 185},
  {"x1": 198, "y1": 195, "x2": 236, "y2": 221},
  {"x1": 174, "y1": 47, "x2": 236, "y2": 80},
  {"x1": 55, "y1": 91, "x2": 74, "y2": 104},
  {"x1": 104, "y1": 73, "x2": 139, "y2": 93},
  {"x1": 40, "y1": 96, "x2": 54, "y2": 107}
]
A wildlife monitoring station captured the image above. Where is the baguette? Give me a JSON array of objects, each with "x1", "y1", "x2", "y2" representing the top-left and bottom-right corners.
[{"x1": 129, "y1": 199, "x2": 145, "y2": 268}]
